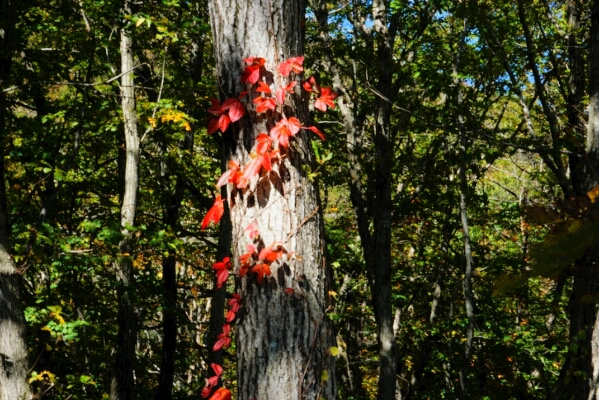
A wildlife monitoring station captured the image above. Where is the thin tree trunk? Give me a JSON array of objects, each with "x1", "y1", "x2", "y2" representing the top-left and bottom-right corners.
[
  {"x1": 0, "y1": 1, "x2": 31, "y2": 398},
  {"x1": 311, "y1": 0, "x2": 401, "y2": 396},
  {"x1": 110, "y1": 2, "x2": 139, "y2": 398},
  {"x1": 567, "y1": 0, "x2": 586, "y2": 195},
  {"x1": 208, "y1": 0, "x2": 336, "y2": 398},
  {"x1": 453, "y1": 17, "x2": 476, "y2": 398},
  {"x1": 371, "y1": 2, "x2": 399, "y2": 398},
  {"x1": 154, "y1": 25, "x2": 207, "y2": 400}
]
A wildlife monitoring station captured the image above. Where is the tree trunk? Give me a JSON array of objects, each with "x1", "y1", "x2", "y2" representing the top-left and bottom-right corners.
[
  {"x1": 371, "y1": 1, "x2": 399, "y2": 398},
  {"x1": 553, "y1": 1, "x2": 599, "y2": 398},
  {"x1": 0, "y1": 1, "x2": 31, "y2": 398},
  {"x1": 453, "y1": 17, "x2": 476, "y2": 399},
  {"x1": 309, "y1": 0, "x2": 400, "y2": 397},
  {"x1": 208, "y1": 0, "x2": 336, "y2": 398},
  {"x1": 110, "y1": 2, "x2": 139, "y2": 398},
  {"x1": 155, "y1": 23, "x2": 207, "y2": 400}
]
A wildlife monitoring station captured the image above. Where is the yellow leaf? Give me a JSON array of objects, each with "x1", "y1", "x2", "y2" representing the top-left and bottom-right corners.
[
  {"x1": 328, "y1": 290, "x2": 338, "y2": 299},
  {"x1": 135, "y1": 18, "x2": 145, "y2": 27},
  {"x1": 588, "y1": 185, "x2": 599, "y2": 203},
  {"x1": 329, "y1": 346, "x2": 339, "y2": 357},
  {"x1": 321, "y1": 370, "x2": 329, "y2": 381}
]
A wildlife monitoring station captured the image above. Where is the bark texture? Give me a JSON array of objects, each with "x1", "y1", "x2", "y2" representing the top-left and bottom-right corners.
[
  {"x1": 0, "y1": 1, "x2": 32, "y2": 398},
  {"x1": 208, "y1": 0, "x2": 336, "y2": 398},
  {"x1": 110, "y1": 2, "x2": 139, "y2": 398}
]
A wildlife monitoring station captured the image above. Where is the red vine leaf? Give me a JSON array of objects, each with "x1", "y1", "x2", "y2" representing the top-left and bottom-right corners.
[
  {"x1": 229, "y1": 294, "x2": 241, "y2": 312},
  {"x1": 207, "y1": 116, "x2": 219, "y2": 135},
  {"x1": 314, "y1": 87, "x2": 337, "y2": 112},
  {"x1": 242, "y1": 157, "x2": 263, "y2": 182},
  {"x1": 226, "y1": 310, "x2": 236, "y2": 323},
  {"x1": 259, "y1": 245, "x2": 283, "y2": 262},
  {"x1": 256, "y1": 133, "x2": 272, "y2": 154},
  {"x1": 241, "y1": 57, "x2": 266, "y2": 84},
  {"x1": 201, "y1": 195, "x2": 225, "y2": 230},
  {"x1": 252, "y1": 263, "x2": 271, "y2": 284},
  {"x1": 201, "y1": 387, "x2": 211, "y2": 398},
  {"x1": 222, "y1": 98, "x2": 245, "y2": 122},
  {"x1": 269, "y1": 117, "x2": 301, "y2": 148},
  {"x1": 303, "y1": 76, "x2": 319, "y2": 93},
  {"x1": 217, "y1": 160, "x2": 241, "y2": 187},
  {"x1": 208, "y1": 98, "x2": 224, "y2": 114},
  {"x1": 279, "y1": 56, "x2": 304, "y2": 76},
  {"x1": 304, "y1": 125, "x2": 326, "y2": 141},
  {"x1": 218, "y1": 114, "x2": 231, "y2": 133},
  {"x1": 256, "y1": 81, "x2": 272, "y2": 94},
  {"x1": 211, "y1": 363, "x2": 223, "y2": 377},
  {"x1": 212, "y1": 257, "x2": 231, "y2": 289},
  {"x1": 209, "y1": 388, "x2": 232, "y2": 400},
  {"x1": 253, "y1": 96, "x2": 276, "y2": 113},
  {"x1": 207, "y1": 375, "x2": 219, "y2": 387}
]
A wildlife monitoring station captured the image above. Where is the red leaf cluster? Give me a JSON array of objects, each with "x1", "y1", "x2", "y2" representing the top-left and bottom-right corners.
[
  {"x1": 201, "y1": 363, "x2": 226, "y2": 398},
  {"x1": 270, "y1": 117, "x2": 301, "y2": 148},
  {"x1": 304, "y1": 75, "x2": 338, "y2": 112},
  {"x1": 213, "y1": 323, "x2": 232, "y2": 351},
  {"x1": 207, "y1": 98, "x2": 245, "y2": 134},
  {"x1": 238, "y1": 241, "x2": 285, "y2": 284}
]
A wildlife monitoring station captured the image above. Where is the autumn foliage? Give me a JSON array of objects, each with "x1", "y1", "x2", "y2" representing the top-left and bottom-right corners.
[{"x1": 200, "y1": 55, "x2": 336, "y2": 398}]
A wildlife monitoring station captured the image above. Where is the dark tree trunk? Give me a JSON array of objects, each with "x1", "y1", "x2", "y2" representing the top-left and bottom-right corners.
[
  {"x1": 553, "y1": 1, "x2": 599, "y2": 399},
  {"x1": 371, "y1": 1, "x2": 399, "y2": 398},
  {"x1": 308, "y1": 0, "x2": 399, "y2": 397},
  {"x1": 154, "y1": 22, "x2": 207, "y2": 400},
  {"x1": 0, "y1": 1, "x2": 31, "y2": 398},
  {"x1": 208, "y1": 0, "x2": 336, "y2": 398},
  {"x1": 110, "y1": 1, "x2": 139, "y2": 398}
]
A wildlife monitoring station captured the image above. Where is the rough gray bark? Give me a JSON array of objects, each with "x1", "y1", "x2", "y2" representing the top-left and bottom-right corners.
[
  {"x1": 208, "y1": 0, "x2": 336, "y2": 398},
  {"x1": 0, "y1": 1, "x2": 32, "y2": 398},
  {"x1": 110, "y1": 2, "x2": 139, "y2": 398}
]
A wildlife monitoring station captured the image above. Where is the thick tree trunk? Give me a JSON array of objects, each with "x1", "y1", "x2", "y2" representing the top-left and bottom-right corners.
[
  {"x1": 208, "y1": 0, "x2": 336, "y2": 398},
  {"x1": 553, "y1": 1, "x2": 599, "y2": 399},
  {"x1": 110, "y1": 2, "x2": 139, "y2": 398},
  {"x1": 551, "y1": 1, "x2": 599, "y2": 399},
  {"x1": 0, "y1": 1, "x2": 31, "y2": 398}
]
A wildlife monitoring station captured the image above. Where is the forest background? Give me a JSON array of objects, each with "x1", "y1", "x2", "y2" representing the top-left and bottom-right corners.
[{"x1": 2, "y1": 0, "x2": 599, "y2": 399}]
